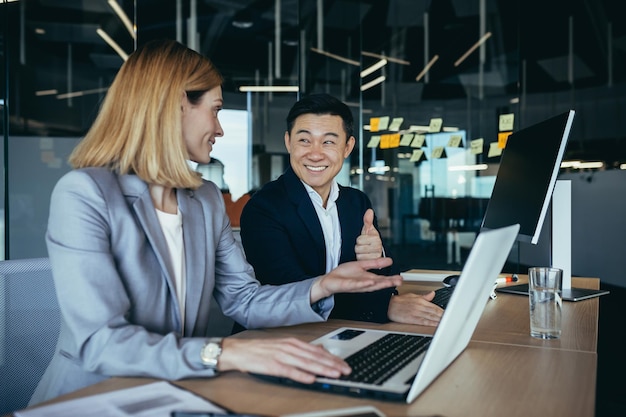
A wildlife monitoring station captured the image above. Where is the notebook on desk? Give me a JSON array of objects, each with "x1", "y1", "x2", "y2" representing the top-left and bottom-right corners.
[{"x1": 252, "y1": 224, "x2": 520, "y2": 403}]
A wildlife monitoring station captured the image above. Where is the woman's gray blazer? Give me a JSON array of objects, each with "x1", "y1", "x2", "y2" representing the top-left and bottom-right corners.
[{"x1": 30, "y1": 168, "x2": 333, "y2": 404}]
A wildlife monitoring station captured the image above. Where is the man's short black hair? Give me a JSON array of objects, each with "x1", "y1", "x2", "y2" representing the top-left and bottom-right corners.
[{"x1": 285, "y1": 93, "x2": 354, "y2": 139}]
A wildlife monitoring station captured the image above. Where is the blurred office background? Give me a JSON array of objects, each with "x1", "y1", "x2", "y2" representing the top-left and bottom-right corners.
[{"x1": 1, "y1": 1, "x2": 624, "y2": 415}]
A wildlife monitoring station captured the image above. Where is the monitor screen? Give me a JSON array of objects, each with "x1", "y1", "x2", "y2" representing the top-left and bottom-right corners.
[{"x1": 480, "y1": 110, "x2": 575, "y2": 244}]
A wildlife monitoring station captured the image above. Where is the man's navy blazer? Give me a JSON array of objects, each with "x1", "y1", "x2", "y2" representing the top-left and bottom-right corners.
[{"x1": 240, "y1": 166, "x2": 395, "y2": 323}]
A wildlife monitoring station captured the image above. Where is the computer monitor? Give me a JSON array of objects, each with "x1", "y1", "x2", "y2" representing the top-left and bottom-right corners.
[
  {"x1": 481, "y1": 110, "x2": 610, "y2": 301},
  {"x1": 480, "y1": 110, "x2": 575, "y2": 244}
]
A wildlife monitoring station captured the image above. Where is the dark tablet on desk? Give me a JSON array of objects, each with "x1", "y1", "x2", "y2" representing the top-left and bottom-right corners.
[{"x1": 496, "y1": 283, "x2": 610, "y2": 301}]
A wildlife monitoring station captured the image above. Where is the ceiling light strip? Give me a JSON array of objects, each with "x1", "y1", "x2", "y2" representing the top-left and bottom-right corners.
[
  {"x1": 107, "y1": 0, "x2": 136, "y2": 39},
  {"x1": 96, "y1": 28, "x2": 129, "y2": 61},
  {"x1": 360, "y1": 75, "x2": 386, "y2": 91},
  {"x1": 238, "y1": 86, "x2": 299, "y2": 92},
  {"x1": 454, "y1": 32, "x2": 492, "y2": 67},
  {"x1": 57, "y1": 87, "x2": 109, "y2": 100},
  {"x1": 360, "y1": 59, "x2": 387, "y2": 78},
  {"x1": 310, "y1": 47, "x2": 359, "y2": 66},
  {"x1": 35, "y1": 89, "x2": 58, "y2": 96},
  {"x1": 361, "y1": 51, "x2": 410, "y2": 65},
  {"x1": 415, "y1": 55, "x2": 439, "y2": 82},
  {"x1": 448, "y1": 164, "x2": 488, "y2": 172},
  {"x1": 561, "y1": 161, "x2": 604, "y2": 169}
]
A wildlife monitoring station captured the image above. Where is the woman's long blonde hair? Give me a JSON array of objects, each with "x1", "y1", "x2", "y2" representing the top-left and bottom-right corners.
[{"x1": 69, "y1": 39, "x2": 223, "y2": 189}]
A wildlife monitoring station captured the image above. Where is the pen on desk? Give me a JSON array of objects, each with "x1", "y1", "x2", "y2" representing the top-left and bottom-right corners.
[{"x1": 495, "y1": 275, "x2": 518, "y2": 284}]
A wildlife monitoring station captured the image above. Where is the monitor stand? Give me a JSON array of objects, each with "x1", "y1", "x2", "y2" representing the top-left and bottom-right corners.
[{"x1": 498, "y1": 180, "x2": 609, "y2": 301}]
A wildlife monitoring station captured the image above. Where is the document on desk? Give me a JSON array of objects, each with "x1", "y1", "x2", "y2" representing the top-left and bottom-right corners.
[{"x1": 15, "y1": 381, "x2": 226, "y2": 417}]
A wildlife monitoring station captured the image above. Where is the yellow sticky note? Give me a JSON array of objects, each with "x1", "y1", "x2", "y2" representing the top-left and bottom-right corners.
[
  {"x1": 380, "y1": 134, "x2": 391, "y2": 149},
  {"x1": 499, "y1": 113, "x2": 514, "y2": 131},
  {"x1": 409, "y1": 149, "x2": 425, "y2": 162},
  {"x1": 470, "y1": 138, "x2": 484, "y2": 155},
  {"x1": 429, "y1": 118, "x2": 443, "y2": 133},
  {"x1": 400, "y1": 133, "x2": 414, "y2": 146},
  {"x1": 498, "y1": 131, "x2": 512, "y2": 148},
  {"x1": 431, "y1": 146, "x2": 445, "y2": 159},
  {"x1": 388, "y1": 117, "x2": 404, "y2": 131},
  {"x1": 447, "y1": 135, "x2": 462, "y2": 148},
  {"x1": 488, "y1": 142, "x2": 503, "y2": 157},
  {"x1": 370, "y1": 117, "x2": 380, "y2": 132},
  {"x1": 411, "y1": 134, "x2": 426, "y2": 148},
  {"x1": 389, "y1": 133, "x2": 401, "y2": 148},
  {"x1": 367, "y1": 135, "x2": 381, "y2": 148}
]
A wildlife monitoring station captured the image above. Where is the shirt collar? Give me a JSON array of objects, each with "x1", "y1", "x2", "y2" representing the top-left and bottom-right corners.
[{"x1": 302, "y1": 180, "x2": 339, "y2": 209}]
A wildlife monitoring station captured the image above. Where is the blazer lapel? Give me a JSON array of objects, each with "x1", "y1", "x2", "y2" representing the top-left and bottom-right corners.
[
  {"x1": 283, "y1": 167, "x2": 326, "y2": 267},
  {"x1": 178, "y1": 188, "x2": 207, "y2": 336},
  {"x1": 117, "y1": 174, "x2": 181, "y2": 327}
]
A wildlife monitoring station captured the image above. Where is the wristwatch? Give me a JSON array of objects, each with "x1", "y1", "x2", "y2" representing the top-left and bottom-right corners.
[{"x1": 200, "y1": 337, "x2": 223, "y2": 370}]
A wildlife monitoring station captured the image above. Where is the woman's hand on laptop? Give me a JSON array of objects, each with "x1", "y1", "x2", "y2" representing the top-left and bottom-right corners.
[
  {"x1": 309, "y1": 258, "x2": 402, "y2": 303},
  {"x1": 218, "y1": 337, "x2": 351, "y2": 383},
  {"x1": 387, "y1": 292, "x2": 443, "y2": 326}
]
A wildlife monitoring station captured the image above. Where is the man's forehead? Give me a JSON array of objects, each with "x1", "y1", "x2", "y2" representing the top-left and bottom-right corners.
[{"x1": 292, "y1": 113, "x2": 344, "y2": 132}]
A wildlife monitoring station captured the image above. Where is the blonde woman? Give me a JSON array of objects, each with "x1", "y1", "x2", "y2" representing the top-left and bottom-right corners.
[{"x1": 30, "y1": 39, "x2": 401, "y2": 405}]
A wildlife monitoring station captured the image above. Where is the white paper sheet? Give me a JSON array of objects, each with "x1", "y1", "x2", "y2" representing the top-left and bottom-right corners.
[{"x1": 15, "y1": 381, "x2": 225, "y2": 417}]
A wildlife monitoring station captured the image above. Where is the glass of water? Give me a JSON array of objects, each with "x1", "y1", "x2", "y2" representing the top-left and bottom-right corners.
[{"x1": 528, "y1": 267, "x2": 562, "y2": 339}]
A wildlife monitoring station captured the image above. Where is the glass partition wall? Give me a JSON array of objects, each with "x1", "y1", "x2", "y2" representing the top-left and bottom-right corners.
[{"x1": 1, "y1": 0, "x2": 624, "y2": 271}]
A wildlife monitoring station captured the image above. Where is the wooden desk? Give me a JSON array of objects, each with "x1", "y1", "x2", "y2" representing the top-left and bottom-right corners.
[
  {"x1": 15, "y1": 276, "x2": 600, "y2": 417},
  {"x1": 401, "y1": 273, "x2": 600, "y2": 353}
]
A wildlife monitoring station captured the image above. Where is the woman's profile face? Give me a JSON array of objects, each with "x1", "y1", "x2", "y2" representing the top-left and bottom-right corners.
[{"x1": 181, "y1": 86, "x2": 224, "y2": 164}]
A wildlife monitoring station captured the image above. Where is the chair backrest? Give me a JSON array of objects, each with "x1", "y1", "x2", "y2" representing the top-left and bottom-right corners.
[{"x1": 0, "y1": 257, "x2": 60, "y2": 415}]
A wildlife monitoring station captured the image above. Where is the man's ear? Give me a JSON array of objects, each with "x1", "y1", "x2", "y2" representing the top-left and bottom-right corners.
[
  {"x1": 344, "y1": 135, "x2": 356, "y2": 158},
  {"x1": 284, "y1": 131, "x2": 291, "y2": 152}
]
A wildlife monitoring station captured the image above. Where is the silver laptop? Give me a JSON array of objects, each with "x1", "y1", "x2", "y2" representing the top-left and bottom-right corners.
[{"x1": 253, "y1": 224, "x2": 520, "y2": 403}]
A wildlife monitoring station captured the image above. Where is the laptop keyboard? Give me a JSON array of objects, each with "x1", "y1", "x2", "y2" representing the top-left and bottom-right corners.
[
  {"x1": 432, "y1": 286, "x2": 455, "y2": 309},
  {"x1": 340, "y1": 333, "x2": 431, "y2": 385}
]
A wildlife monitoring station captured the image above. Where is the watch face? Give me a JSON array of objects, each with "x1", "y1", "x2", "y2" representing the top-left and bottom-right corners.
[
  {"x1": 205, "y1": 344, "x2": 220, "y2": 356},
  {"x1": 201, "y1": 340, "x2": 222, "y2": 367}
]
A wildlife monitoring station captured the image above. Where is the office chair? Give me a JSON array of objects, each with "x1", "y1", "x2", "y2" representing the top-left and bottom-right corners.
[{"x1": 0, "y1": 257, "x2": 60, "y2": 415}]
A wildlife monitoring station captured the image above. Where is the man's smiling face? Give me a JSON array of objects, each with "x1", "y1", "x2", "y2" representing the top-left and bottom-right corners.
[{"x1": 285, "y1": 113, "x2": 355, "y2": 203}]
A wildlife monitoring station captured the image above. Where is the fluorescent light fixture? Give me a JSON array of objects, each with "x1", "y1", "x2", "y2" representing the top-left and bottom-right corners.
[
  {"x1": 57, "y1": 87, "x2": 109, "y2": 100},
  {"x1": 360, "y1": 59, "x2": 387, "y2": 78},
  {"x1": 560, "y1": 160, "x2": 604, "y2": 169},
  {"x1": 576, "y1": 161, "x2": 604, "y2": 169},
  {"x1": 107, "y1": 0, "x2": 136, "y2": 39},
  {"x1": 360, "y1": 75, "x2": 385, "y2": 91},
  {"x1": 368, "y1": 166, "x2": 390, "y2": 174},
  {"x1": 362, "y1": 51, "x2": 410, "y2": 65},
  {"x1": 620, "y1": 164, "x2": 626, "y2": 170},
  {"x1": 448, "y1": 164, "x2": 488, "y2": 172},
  {"x1": 454, "y1": 32, "x2": 492, "y2": 67},
  {"x1": 415, "y1": 55, "x2": 439, "y2": 82},
  {"x1": 442, "y1": 126, "x2": 459, "y2": 132},
  {"x1": 238, "y1": 85, "x2": 299, "y2": 92},
  {"x1": 96, "y1": 28, "x2": 129, "y2": 61},
  {"x1": 35, "y1": 28, "x2": 45, "y2": 35},
  {"x1": 35, "y1": 89, "x2": 58, "y2": 96},
  {"x1": 310, "y1": 47, "x2": 359, "y2": 66},
  {"x1": 510, "y1": 97, "x2": 520, "y2": 104}
]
